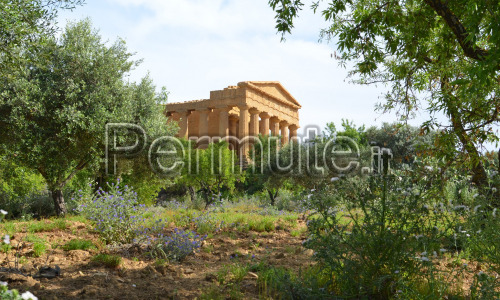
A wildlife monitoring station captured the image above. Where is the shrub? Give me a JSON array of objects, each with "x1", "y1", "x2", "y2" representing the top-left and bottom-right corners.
[
  {"x1": 63, "y1": 239, "x2": 96, "y2": 251},
  {"x1": 149, "y1": 228, "x2": 205, "y2": 261},
  {"x1": 92, "y1": 254, "x2": 122, "y2": 268},
  {"x1": 27, "y1": 219, "x2": 67, "y2": 233},
  {"x1": 32, "y1": 242, "x2": 47, "y2": 257},
  {"x1": 77, "y1": 181, "x2": 144, "y2": 244},
  {"x1": 190, "y1": 211, "x2": 223, "y2": 235},
  {"x1": 302, "y1": 163, "x2": 468, "y2": 298}
]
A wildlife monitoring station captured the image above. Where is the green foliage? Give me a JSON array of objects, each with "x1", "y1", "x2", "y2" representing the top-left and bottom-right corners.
[
  {"x1": 32, "y1": 242, "x2": 47, "y2": 257},
  {"x1": 2, "y1": 19, "x2": 174, "y2": 215},
  {"x1": 0, "y1": 0, "x2": 83, "y2": 89},
  {"x1": 27, "y1": 219, "x2": 67, "y2": 233},
  {"x1": 365, "y1": 122, "x2": 436, "y2": 166},
  {"x1": 91, "y1": 253, "x2": 122, "y2": 268},
  {"x1": 302, "y1": 165, "x2": 477, "y2": 298},
  {"x1": 0, "y1": 156, "x2": 47, "y2": 218},
  {"x1": 268, "y1": 0, "x2": 500, "y2": 191},
  {"x1": 179, "y1": 141, "x2": 243, "y2": 208},
  {"x1": 77, "y1": 181, "x2": 143, "y2": 244},
  {"x1": 148, "y1": 228, "x2": 205, "y2": 261},
  {"x1": 62, "y1": 239, "x2": 96, "y2": 251},
  {"x1": 247, "y1": 135, "x2": 287, "y2": 205},
  {"x1": 323, "y1": 119, "x2": 368, "y2": 148},
  {"x1": 258, "y1": 265, "x2": 333, "y2": 299}
]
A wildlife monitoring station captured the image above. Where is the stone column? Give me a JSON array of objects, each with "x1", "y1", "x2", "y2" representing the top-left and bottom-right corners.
[
  {"x1": 249, "y1": 108, "x2": 260, "y2": 136},
  {"x1": 178, "y1": 110, "x2": 190, "y2": 138},
  {"x1": 259, "y1": 112, "x2": 270, "y2": 135},
  {"x1": 238, "y1": 106, "x2": 249, "y2": 138},
  {"x1": 270, "y1": 116, "x2": 280, "y2": 136},
  {"x1": 289, "y1": 124, "x2": 299, "y2": 142},
  {"x1": 229, "y1": 115, "x2": 238, "y2": 138},
  {"x1": 198, "y1": 109, "x2": 210, "y2": 137},
  {"x1": 280, "y1": 121, "x2": 289, "y2": 144},
  {"x1": 217, "y1": 106, "x2": 231, "y2": 137},
  {"x1": 238, "y1": 106, "x2": 250, "y2": 155}
]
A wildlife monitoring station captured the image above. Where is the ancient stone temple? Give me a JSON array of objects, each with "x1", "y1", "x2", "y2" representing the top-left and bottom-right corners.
[{"x1": 164, "y1": 81, "x2": 301, "y2": 151}]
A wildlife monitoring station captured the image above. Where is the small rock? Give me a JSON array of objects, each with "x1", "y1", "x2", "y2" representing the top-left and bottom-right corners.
[
  {"x1": 184, "y1": 268, "x2": 194, "y2": 275},
  {"x1": 68, "y1": 250, "x2": 90, "y2": 261}
]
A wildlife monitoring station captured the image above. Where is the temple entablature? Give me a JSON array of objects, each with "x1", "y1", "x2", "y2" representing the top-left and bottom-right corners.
[{"x1": 165, "y1": 81, "x2": 301, "y2": 146}]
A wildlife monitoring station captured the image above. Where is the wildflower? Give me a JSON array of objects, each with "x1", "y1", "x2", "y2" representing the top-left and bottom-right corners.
[
  {"x1": 433, "y1": 251, "x2": 437, "y2": 258},
  {"x1": 439, "y1": 248, "x2": 447, "y2": 253},
  {"x1": 21, "y1": 291, "x2": 38, "y2": 300},
  {"x1": 3, "y1": 234, "x2": 10, "y2": 244},
  {"x1": 0, "y1": 209, "x2": 7, "y2": 215},
  {"x1": 420, "y1": 257, "x2": 430, "y2": 262},
  {"x1": 394, "y1": 270, "x2": 400, "y2": 274},
  {"x1": 421, "y1": 251, "x2": 428, "y2": 256},
  {"x1": 0, "y1": 281, "x2": 7, "y2": 286},
  {"x1": 330, "y1": 177, "x2": 339, "y2": 182}
]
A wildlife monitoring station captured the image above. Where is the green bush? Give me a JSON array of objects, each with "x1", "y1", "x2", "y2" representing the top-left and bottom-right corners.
[
  {"x1": 302, "y1": 160, "x2": 469, "y2": 298},
  {"x1": 63, "y1": 239, "x2": 96, "y2": 251},
  {"x1": 76, "y1": 181, "x2": 144, "y2": 244},
  {"x1": 32, "y1": 242, "x2": 47, "y2": 257},
  {"x1": 92, "y1": 254, "x2": 122, "y2": 268}
]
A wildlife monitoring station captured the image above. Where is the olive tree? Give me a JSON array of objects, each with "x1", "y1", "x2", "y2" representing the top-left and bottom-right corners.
[{"x1": 2, "y1": 19, "x2": 172, "y2": 215}]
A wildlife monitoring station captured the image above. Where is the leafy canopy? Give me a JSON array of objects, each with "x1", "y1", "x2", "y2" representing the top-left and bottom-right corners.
[
  {"x1": 2, "y1": 19, "x2": 173, "y2": 213},
  {"x1": 268, "y1": 0, "x2": 499, "y2": 188}
]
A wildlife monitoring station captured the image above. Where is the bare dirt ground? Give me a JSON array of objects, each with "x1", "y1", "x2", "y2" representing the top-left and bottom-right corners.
[{"x1": 0, "y1": 220, "x2": 313, "y2": 299}]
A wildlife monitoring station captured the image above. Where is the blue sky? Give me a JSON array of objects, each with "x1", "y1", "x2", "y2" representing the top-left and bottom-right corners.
[{"x1": 57, "y1": 0, "x2": 468, "y2": 140}]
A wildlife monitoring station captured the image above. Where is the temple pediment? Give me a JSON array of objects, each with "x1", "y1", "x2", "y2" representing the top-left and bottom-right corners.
[{"x1": 240, "y1": 81, "x2": 301, "y2": 109}]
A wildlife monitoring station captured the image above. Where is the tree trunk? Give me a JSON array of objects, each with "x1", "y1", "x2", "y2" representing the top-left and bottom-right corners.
[
  {"x1": 446, "y1": 102, "x2": 488, "y2": 188},
  {"x1": 51, "y1": 189, "x2": 67, "y2": 216},
  {"x1": 188, "y1": 186, "x2": 196, "y2": 203},
  {"x1": 267, "y1": 189, "x2": 279, "y2": 206}
]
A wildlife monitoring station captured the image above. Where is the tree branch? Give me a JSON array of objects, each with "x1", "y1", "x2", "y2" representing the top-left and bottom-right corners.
[{"x1": 423, "y1": 0, "x2": 490, "y2": 62}]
